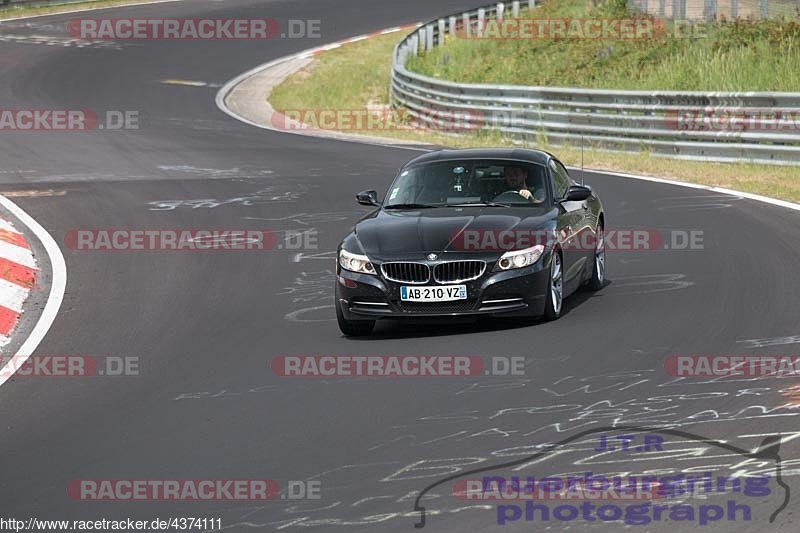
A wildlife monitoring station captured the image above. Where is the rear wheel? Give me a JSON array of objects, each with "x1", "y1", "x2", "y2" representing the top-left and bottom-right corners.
[
  {"x1": 586, "y1": 222, "x2": 605, "y2": 291},
  {"x1": 336, "y1": 303, "x2": 375, "y2": 336},
  {"x1": 543, "y1": 250, "x2": 563, "y2": 321}
]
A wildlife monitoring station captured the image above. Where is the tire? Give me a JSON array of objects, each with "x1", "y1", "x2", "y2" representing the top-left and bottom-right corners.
[
  {"x1": 336, "y1": 303, "x2": 375, "y2": 336},
  {"x1": 543, "y1": 249, "x2": 563, "y2": 321},
  {"x1": 586, "y1": 222, "x2": 605, "y2": 291}
]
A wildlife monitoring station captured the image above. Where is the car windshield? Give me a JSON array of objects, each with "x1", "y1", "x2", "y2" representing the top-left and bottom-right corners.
[{"x1": 383, "y1": 159, "x2": 550, "y2": 208}]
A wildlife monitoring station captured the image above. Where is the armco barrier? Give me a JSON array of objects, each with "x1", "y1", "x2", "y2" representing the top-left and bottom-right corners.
[{"x1": 390, "y1": 0, "x2": 800, "y2": 164}]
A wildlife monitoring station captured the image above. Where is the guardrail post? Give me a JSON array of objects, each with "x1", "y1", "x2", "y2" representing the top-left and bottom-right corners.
[
  {"x1": 425, "y1": 24, "x2": 434, "y2": 50},
  {"x1": 731, "y1": 0, "x2": 738, "y2": 18},
  {"x1": 463, "y1": 13, "x2": 472, "y2": 37},
  {"x1": 759, "y1": 0, "x2": 767, "y2": 17},
  {"x1": 449, "y1": 16, "x2": 457, "y2": 36},
  {"x1": 703, "y1": 0, "x2": 717, "y2": 19},
  {"x1": 658, "y1": 0, "x2": 665, "y2": 16},
  {"x1": 477, "y1": 8, "x2": 486, "y2": 37},
  {"x1": 411, "y1": 35, "x2": 418, "y2": 56},
  {"x1": 417, "y1": 29, "x2": 424, "y2": 53},
  {"x1": 512, "y1": 1, "x2": 520, "y2": 17},
  {"x1": 528, "y1": 0, "x2": 535, "y2": 10},
  {"x1": 497, "y1": 2, "x2": 505, "y2": 20},
  {"x1": 674, "y1": 0, "x2": 686, "y2": 19},
  {"x1": 438, "y1": 19, "x2": 446, "y2": 45}
]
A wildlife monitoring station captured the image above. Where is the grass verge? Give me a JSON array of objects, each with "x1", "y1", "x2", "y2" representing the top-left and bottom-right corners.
[
  {"x1": 268, "y1": 32, "x2": 800, "y2": 203},
  {"x1": 408, "y1": 0, "x2": 800, "y2": 91},
  {"x1": 0, "y1": 0, "x2": 168, "y2": 20}
]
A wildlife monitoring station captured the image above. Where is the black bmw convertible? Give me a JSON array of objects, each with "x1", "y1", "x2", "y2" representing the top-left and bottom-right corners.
[{"x1": 335, "y1": 148, "x2": 605, "y2": 336}]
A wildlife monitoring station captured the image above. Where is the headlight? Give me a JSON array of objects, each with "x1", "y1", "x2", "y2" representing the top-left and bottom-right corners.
[
  {"x1": 497, "y1": 245, "x2": 545, "y2": 270},
  {"x1": 339, "y1": 248, "x2": 376, "y2": 275}
]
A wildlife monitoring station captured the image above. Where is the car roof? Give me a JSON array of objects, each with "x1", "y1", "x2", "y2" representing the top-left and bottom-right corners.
[{"x1": 401, "y1": 148, "x2": 554, "y2": 169}]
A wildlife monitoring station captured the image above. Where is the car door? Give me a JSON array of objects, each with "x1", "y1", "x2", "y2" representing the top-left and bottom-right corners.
[{"x1": 549, "y1": 159, "x2": 587, "y2": 293}]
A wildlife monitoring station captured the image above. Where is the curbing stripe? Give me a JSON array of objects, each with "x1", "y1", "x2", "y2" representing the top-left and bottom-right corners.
[
  {"x1": 0, "y1": 219, "x2": 21, "y2": 234},
  {"x1": 0, "y1": 307, "x2": 19, "y2": 337},
  {"x1": 0, "y1": 228, "x2": 29, "y2": 249},
  {"x1": 0, "y1": 195, "x2": 66, "y2": 385},
  {"x1": 0, "y1": 239, "x2": 37, "y2": 269},
  {"x1": 0, "y1": 278, "x2": 33, "y2": 314},
  {"x1": 0, "y1": 257, "x2": 37, "y2": 288}
]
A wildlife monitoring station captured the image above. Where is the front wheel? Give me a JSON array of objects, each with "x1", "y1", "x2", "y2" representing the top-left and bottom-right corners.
[
  {"x1": 586, "y1": 222, "x2": 605, "y2": 291},
  {"x1": 336, "y1": 303, "x2": 375, "y2": 336},
  {"x1": 543, "y1": 250, "x2": 563, "y2": 321}
]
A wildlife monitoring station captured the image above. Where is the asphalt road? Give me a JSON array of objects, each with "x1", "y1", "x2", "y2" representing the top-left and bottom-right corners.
[{"x1": 0, "y1": 1, "x2": 799, "y2": 531}]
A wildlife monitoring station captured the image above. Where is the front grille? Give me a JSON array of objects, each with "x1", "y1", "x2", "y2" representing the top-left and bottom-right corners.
[
  {"x1": 381, "y1": 262, "x2": 430, "y2": 284},
  {"x1": 433, "y1": 261, "x2": 486, "y2": 283},
  {"x1": 398, "y1": 300, "x2": 478, "y2": 314}
]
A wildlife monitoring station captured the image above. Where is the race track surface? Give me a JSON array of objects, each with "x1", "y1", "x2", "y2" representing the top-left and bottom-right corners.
[{"x1": 0, "y1": 1, "x2": 799, "y2": 531}]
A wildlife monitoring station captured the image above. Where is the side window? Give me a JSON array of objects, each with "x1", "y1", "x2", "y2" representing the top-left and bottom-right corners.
[{"x1": 549, "y1": 159, "x2": 570, "y2": 199}]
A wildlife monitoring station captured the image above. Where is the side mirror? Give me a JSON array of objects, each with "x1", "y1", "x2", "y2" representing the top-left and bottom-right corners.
[
  {"x1": 562, "y1": 185, "x2": 592, "y2": 202},
  {"x1": 356, "y1": 189, "x2": 381, "y2": 207}
]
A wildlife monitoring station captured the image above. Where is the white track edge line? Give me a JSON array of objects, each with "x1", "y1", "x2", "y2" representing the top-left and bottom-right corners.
[
  {"x1": 216, "y1": 27, "x2": 800, "y2": 212},
  {"x1": 569, "y1": 166, "x2": 800, "y2": 212},
  {"x1": 214, "y1": 27, "x2": 431, "y2": 154},
  {"x1": 0, "y1": 195, "x2": 67, "y2": 387}
]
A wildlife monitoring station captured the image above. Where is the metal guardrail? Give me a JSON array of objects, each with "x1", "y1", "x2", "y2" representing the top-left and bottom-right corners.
[
  {"x1": 390, "y1": 0, "x2": 800, "y2": 164},
  {"x1": 629, "y1": 0, "x2": 800, "y2": 21}
]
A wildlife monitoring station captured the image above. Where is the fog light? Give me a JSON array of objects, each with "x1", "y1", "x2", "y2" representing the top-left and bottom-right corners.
[{"x1": 338, "y1": 276, "x2": 357, "y2": 288}]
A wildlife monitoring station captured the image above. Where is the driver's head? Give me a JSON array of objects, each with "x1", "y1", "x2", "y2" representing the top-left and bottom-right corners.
[{"x1": 504, "y1": 166, "x2": 526, "y2": 189}]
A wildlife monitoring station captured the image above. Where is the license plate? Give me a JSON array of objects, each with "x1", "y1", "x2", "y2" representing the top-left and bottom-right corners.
[{"x1": 400, "y1": 285, "x2": 467, "y2": 302}]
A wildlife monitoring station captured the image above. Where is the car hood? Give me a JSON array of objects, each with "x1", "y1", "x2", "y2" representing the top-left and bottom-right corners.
[{"x1": 353, "y1": 206, "x2": 555, "y2": 257}]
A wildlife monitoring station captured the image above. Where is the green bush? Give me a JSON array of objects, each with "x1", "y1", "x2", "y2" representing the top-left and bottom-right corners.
[{"x1": 407, "y1": 0, "x2": 800, "y2": 91}]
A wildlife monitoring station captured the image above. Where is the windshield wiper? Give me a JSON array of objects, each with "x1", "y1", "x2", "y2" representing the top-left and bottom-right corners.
[
  {"x1": 383, "y1": 203, "x2": 442, "y2": 210},
  {"x1": 451, "y1": 202, "x2": 512, "y2": 208}
]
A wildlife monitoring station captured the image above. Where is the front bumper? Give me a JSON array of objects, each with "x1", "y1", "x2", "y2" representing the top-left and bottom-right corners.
[{"x1": 335, "y1": 254, "x2": 551, "y2": 321}]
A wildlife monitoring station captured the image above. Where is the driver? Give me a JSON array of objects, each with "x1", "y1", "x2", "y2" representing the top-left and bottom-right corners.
[{"x1": 504, "y1": 166, "x2": 545, "y2": 203}]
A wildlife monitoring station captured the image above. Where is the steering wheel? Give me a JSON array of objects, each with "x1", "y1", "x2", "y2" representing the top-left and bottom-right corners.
[{"x1": 492, "y1": 190, "x2": 532, "y2": 203}]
